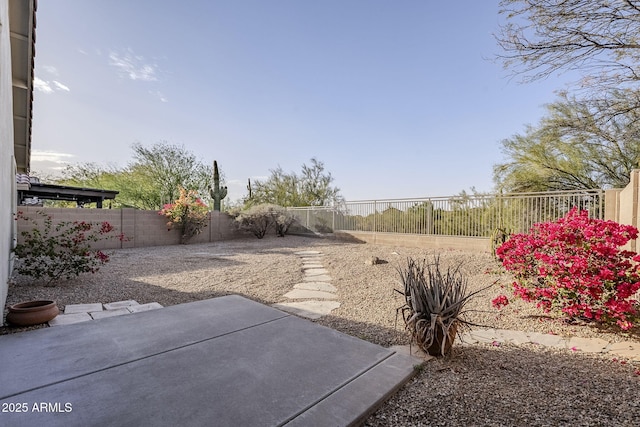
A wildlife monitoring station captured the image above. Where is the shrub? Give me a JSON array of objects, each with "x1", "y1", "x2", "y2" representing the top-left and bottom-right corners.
[
  {"x1": 235, "y1": 204, "x2": 275, "y2": 238},
  {"x1": 159, "y1": 188, "x2": 209, "y2": 244},
  {"x1": 235, "y1": 204, "x2": 295, "y2": 238},
  {"x1": 495, "y1": 208, "x2": 640, "y2": 330},
  {"x1": 396, "y1": 256, "x2": 487, "y2": 356},
  {"x1": 273, "y1": 208, "x2": 295, "y2": 237},
  {"x1": 13, "y1": 210, "x2": 125, "y2": 285}
]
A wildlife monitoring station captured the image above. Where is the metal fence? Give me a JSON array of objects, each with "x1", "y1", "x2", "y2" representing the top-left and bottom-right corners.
[{"x1": 287, "y1": 189, "x2": 604, "y2": 237}]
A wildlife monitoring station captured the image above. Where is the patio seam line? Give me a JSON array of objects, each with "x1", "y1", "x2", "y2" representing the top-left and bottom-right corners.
[
  {"x1": 277, "y1": 350, "x2": 400, "y2": 427},
  {"x1": 0, "y1": 313, "x2": 291, "y2": 401}
]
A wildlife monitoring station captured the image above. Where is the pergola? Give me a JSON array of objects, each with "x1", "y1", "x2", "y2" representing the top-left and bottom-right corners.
[{"x1": 18, "y1": 183, "x2": 119, "y2": 208}]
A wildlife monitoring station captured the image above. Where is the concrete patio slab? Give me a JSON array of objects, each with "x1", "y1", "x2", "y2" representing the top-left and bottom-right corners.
[
  {"x1": 272, "y1": 300, "x2": 342, "y2": 320},
  {"x1": 89, "y1": 308, "x2": 130, "y2": 320},
  {"x1": 0, "y1": 296, "x2": 419, "y2": 426}
]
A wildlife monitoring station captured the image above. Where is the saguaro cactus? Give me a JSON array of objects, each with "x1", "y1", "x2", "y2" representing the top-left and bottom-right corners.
[{"x1": 210, "y1": 160, "x2": 227, "y2": 211}]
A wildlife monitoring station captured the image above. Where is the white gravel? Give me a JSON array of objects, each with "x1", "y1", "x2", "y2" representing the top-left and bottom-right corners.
[{"x1": 4, "y1": 235, "x2": 640, "y2": 425}]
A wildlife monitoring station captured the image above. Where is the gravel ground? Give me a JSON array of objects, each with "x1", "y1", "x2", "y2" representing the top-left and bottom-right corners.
[{"x1": 3, "y1": 235, "x2": 640, "y2": 425}]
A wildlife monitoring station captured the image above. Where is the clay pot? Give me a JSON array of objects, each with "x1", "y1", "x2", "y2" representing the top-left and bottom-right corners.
[{"x1": 6, "y1": 300, "x2": 59, "y2": 326}]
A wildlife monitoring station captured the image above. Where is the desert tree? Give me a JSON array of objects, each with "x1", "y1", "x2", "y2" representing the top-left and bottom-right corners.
[
  {"x1": 248, "y1": 158, "x2": 343, "y2": 207},
  {"x1": 494, "y1": 92, "x2": 640, "y2": 192},
  {"x1": 496, "y1": 0, "x2": 640, "y2": 92}
]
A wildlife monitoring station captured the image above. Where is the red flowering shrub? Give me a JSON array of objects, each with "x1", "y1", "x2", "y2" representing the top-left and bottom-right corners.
[
  {"x1": 13, "y1": 211, "x2": 125, "y2": 285},
  {"x1": 495, "y1": 208, "x2": 640, "y2": 330},
  {"x1": 159, "y1": 188, "x2": 209, "y2": 243}
]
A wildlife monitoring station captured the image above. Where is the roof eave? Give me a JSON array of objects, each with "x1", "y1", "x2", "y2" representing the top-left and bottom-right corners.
[{"x1": 9, "y1": 0, "x2": 36, "y2": 174}]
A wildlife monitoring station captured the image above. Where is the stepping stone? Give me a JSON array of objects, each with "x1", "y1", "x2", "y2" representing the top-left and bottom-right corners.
[
  {"x1": 304, "y1": 268, "x2": 329, "y2": 276},
  {"x1": 468, "y1": 329, "x2": 498, "y2": 344},
  {"x1": 48, "y1": 313, "x2": 92, "y2": 326},
  {"x1": 493, "y1": 329, "x2": 531, "y2": 345},
  {"x1": 302, "y1": 264, "x2": 324, "y2": 270},
  {"x1": 568, "y1": 336, "x2": 609, "y2": 353},
  {"x1": 608, "y1": 341, "x2": 640, "y2": 361},
  {"x1": 528, "y1": 332, "x2": 567, "y2": 349},
  {"x1": 64, "y1": 303, "x2": 103, "y2": 314},
  {"x1": 272, "y1": 301, "x2": 341, "y2": 320},
  {"x1": 294, "y1": 251, "x2": 321, "y2": 255},
  {"x1": 303, "y1": 275, "x2": 331, "y2": 282},
  {"x1": 104, "y1": 300, "x2": 139, "y2": 310},
  {"x1": 294, "y1": 282, "x2": 337, "y2": 293},
  {"x1": 90, "y1": 308, "x2": 130, "y2": 320},
  {"x1": 128, "y1": 302, "x2": 164, "y2": 313},
  {"x1": 284, "y1": 289, "x2": 338, "y2": 300}
]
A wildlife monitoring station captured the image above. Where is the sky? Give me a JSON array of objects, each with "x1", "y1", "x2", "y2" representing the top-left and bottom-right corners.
[{"x1": 30, "y1": 0, "x2": 577, "y2": 203}]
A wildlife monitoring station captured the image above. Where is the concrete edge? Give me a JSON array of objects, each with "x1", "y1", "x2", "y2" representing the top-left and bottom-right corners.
[{"x1": 284, "y1": 351, "x2": 424, "y2": 427}]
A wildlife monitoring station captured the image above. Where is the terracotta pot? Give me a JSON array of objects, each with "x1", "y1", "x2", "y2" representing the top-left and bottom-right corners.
[
  {"x1": 425, "y1": 323, "x2": 458, "y2": 356},
  {"x1": 6, "y1": 300, "x2": 59, "y2": 326}
]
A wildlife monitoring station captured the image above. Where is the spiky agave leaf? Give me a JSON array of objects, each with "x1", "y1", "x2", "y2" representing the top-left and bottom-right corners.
[{"x1": 395, "y1": 255, "x2": 487, "y2": 356}]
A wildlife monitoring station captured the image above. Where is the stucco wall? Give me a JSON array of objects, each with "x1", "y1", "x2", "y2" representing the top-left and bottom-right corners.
[
  {"x1": 16, "y1": 207, "x2": 247, "y2": 249},
  {"x1": 1, "y1": 0, "x2": 14, "y2": 311}
]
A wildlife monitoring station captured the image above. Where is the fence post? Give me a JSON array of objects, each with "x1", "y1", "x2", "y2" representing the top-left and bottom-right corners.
[{"x1": 373, "y1": 201, "x2": 377, "y2": 234}]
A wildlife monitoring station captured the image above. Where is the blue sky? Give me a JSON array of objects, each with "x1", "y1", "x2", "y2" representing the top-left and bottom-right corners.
[{"x1": 30, "y1": 1, "x2": 575, "y2": 203}]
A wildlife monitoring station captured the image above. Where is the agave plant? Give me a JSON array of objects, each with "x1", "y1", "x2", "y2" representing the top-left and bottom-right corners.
[{"x1": 396, "y1": 256, "x2": 487, "y2": 356}]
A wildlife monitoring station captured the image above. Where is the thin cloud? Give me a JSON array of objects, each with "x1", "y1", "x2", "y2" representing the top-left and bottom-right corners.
[
  {"x1": 34, "y1": 77, "x2": 53, "y2": 93},
  {"x1": 53, "y1": 81, "x2": 70, "y2": 92},
  {"x1": 109, "y1": 48, "x2": 159, "y2": 82},
  {"x1": 34, "y1": 77, "x2": 70, "y2": 94},
  {"x1": 42, "y1": 65, "x2": 58, "y2": 75},
  {"x1": 149, "y1": 90, "x2": 168, "y2": 103},
  {"x1": 30, "y1": 150, "x2": 76, "y2": 173}
]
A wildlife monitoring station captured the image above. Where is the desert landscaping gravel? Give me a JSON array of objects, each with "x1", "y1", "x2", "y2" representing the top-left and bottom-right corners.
[{"x1": 3, "y1": 235, "x2": 640, "y2": 426}]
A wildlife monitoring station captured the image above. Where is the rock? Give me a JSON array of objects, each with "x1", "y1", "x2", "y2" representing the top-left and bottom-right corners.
[{"x1": 365, "y1": 256, "x2": 386, "y2": 265}]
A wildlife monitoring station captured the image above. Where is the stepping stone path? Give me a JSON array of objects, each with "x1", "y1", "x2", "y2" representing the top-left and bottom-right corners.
[
  {"x1": 48, "y1": 300, "x2": 163, "y2": 327},
  {"x1": 272, "y1": 251, "x2": 340, "y2": 320},
  {"x1": 457, "y1": 328, "x2": 640, "y2": 361}
]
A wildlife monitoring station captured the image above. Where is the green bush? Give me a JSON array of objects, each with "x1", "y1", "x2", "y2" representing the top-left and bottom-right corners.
[
  {"x1": 13, "y1": 210, "x2": 125, "y2": 285},
  {"x1": 235, "y1": 204, "x2": 296, "y2": 238}
]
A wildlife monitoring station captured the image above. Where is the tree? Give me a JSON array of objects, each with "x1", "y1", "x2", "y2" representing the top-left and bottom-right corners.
[
  {"x1": 496, "y1": 0, "x2": 640, "y2": 92},
  {"x1": 494, "y1": 93, "x2": 640, "y2": 192},
  {"x1": 56, "y1": 142, "x2": 220, "y2": 210},
  {"x1": 247, "y1": 158, "x2": 343, "y2": 207},
  {"x1": 129, "y1": 142, "x2": 213, "y2": 207}
]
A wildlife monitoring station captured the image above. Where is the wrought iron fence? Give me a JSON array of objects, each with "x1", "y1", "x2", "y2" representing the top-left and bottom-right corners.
[{"x1": 287, "y1": 189, "x2": 604, "y2": 237}]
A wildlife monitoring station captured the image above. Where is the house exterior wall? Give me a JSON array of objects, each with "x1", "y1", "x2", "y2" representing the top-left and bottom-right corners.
[{"x1": 1, "y1": 0, "x2": 15, "y2": 312}]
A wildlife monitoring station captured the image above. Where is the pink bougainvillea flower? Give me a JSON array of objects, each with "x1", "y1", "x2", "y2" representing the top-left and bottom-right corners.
[
  {"x1": 495, "y1": 208, "x2": 640, "y2": 330},
  {"x1": 491, "y1": 295, "x2": 509, "y2": 309}
]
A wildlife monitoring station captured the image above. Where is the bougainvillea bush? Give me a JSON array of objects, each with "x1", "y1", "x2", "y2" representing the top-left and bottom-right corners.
[
  {"x1": 493, "y1": 208, "x2": 640, "y2": 330},
  {"x1": 13, "y1": 210, "x2": 125, "y2": 285},
  {"x1": 159, "y1": 188, "x2": 209, "y2": 244}
]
